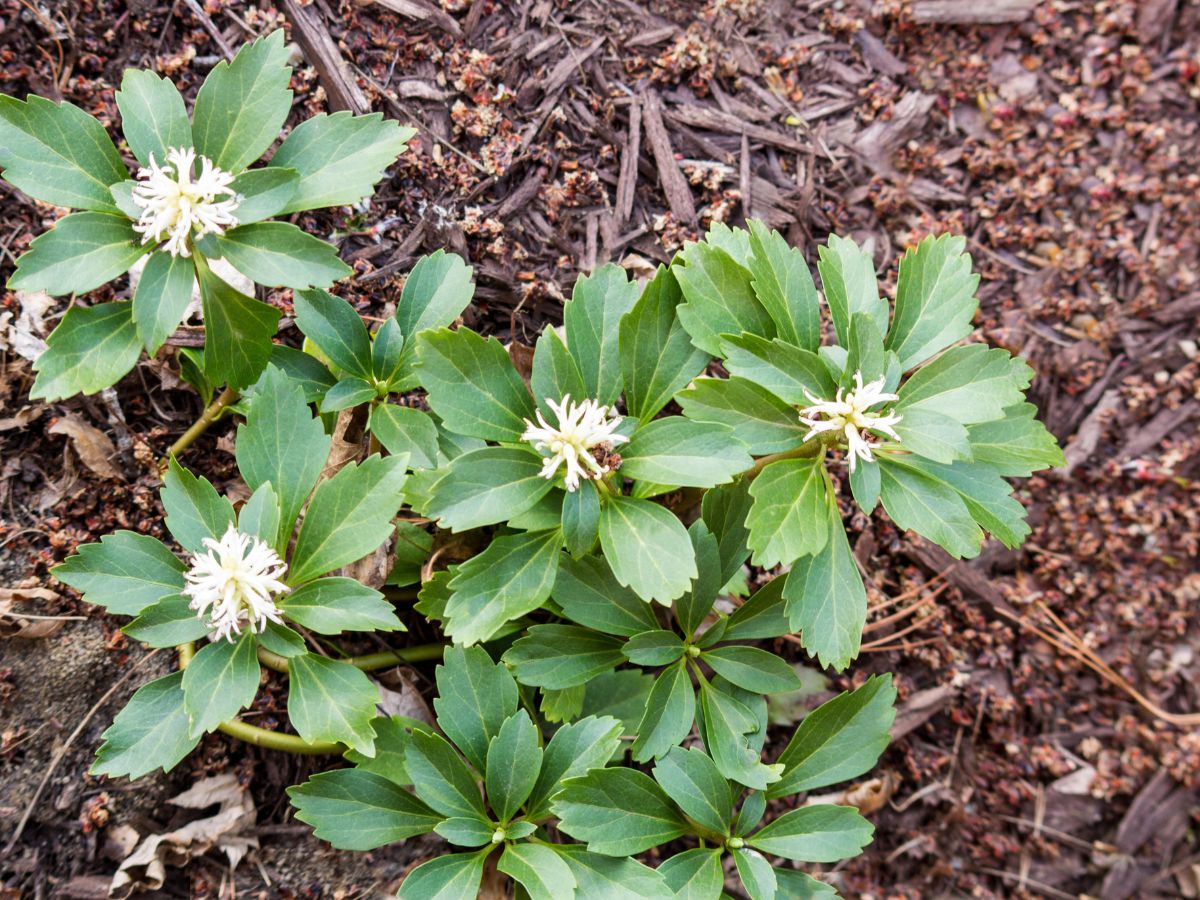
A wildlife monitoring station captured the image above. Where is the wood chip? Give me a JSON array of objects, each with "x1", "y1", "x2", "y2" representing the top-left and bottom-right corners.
[
  {"x1": 281, "y1": 0, "x2": 369, "y2": 113},
  {"x1": 361, "y1": 0, "x2": 463, "y2": 36},
  {"x1": 640, "y1": 90, "x2": 697, "y2": 225},
  {"x1": 911, "y1": 0, "x2": 1038, "y2": 24},
  {"x1": 615, "y1": 96, "x2": 641, "y2": 228},
  {"x1": 664, "y1": 103, "x2": 809, "y2": 153}
]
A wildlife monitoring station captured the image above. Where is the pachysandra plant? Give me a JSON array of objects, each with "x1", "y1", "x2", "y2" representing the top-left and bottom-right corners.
[
  {"x1": 0, "y1": 29, "x2": 414, "y2": 400},
  {"x1": 53, "y1": 367, "x2": 412, "y2": 776},
  {"x1": 672, "y1": 221, "x2": 1064, "y2": 668},
  {"x1": 289, "y1": 645, "x2": 896, "y2": 899}
]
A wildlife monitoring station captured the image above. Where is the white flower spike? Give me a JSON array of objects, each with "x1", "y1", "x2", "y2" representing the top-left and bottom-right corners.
[
  {"x1": 522, "y1": 394, "x2": 628, "y2": 492},
  {"x1": 131, "y1": 146, "x2": 240, "y2": 257},
  {"x1": 799, "y1": 371, "x2": 903, "y2": 473},
  {"x1": 183, "y1": 524, "x2": 288, "y2": 642}
]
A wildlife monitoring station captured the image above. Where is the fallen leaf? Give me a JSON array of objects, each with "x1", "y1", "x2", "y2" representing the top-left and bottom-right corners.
[
  {"x1": 803, "y1": 773, "x2": 898, "y2": 815},
  {"x1": 0, "y1": 587, "x2": 68, "y2": 639},
  {"x1": 110, "y1": 773, "x2": 257, "y2": 899},
  {"x1": 48, "y1": 414, "x2": 123, "y2": 481},
  {"x1": 0, "y1": 291, "x2": 54, "y2": 362}
]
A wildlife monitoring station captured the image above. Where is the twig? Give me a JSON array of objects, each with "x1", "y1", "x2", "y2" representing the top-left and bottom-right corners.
[
  {"x1": 3, "y1": 649, "x2": 162, "y2": 855},
  {"x1": 180, "y1": 0, "x2": 236, "y2": 60}
]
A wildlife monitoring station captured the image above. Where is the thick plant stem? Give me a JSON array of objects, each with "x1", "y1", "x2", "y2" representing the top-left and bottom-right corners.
[
  {"x1": 256, "y1": 641, "x2": 446, "y2": 674},
  {"x1": 161, "y1": 385, "x2": 240, "y2": 467},
  {"x1": 178, "y1": 642, "x2": 342, "y2": 755}
]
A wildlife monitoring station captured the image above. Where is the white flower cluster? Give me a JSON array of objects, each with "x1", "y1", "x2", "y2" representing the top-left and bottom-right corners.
[
  {"x1": 183, "y1": 524, "x2": 288, "y2": 642},
  {"x1": 132, "y1": 146, "x2": 240, "y2": 257},
  {"x1": 522, "y1": 394, "x2": 628, "y2": 491},
  {"x1": 799, "y1": 371, "x2": 903, "y2": 472}
]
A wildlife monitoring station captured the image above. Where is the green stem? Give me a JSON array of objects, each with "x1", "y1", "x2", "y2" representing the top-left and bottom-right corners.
[
  {"x1": 256, "y1": 642, "x2": 447, "y2": 673},
  {"x1": 161, "y1": 385, "x2": 240, "y2": 468},
  {"x1": 177, "y1": 643, "x2": 342, "y2": 755},
  {"x1": 742, "y1": 439, "x2": 823, "y2": 480}
]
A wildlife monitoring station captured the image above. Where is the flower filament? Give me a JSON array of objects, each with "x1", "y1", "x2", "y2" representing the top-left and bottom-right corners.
[
  {"x1": 798, "y1": 371, "x2": 903, "y2": 473},
  {"x1": 131, "y1": 146, "x2": 240, "y2": 257},
  {"x1": 521, "y1": 394, "x2": 627, "y2": 492}
]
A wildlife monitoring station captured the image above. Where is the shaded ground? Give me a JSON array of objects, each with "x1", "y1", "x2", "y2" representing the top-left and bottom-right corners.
[{"x1": 1, "y1": 0, "x2": 1198, "y2": 897}]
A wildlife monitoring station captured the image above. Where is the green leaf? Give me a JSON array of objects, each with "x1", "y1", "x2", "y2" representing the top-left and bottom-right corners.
[
  {"x1": 237, "y1": 365, "x2": 331, "y2": 550},
  {"x1": 30, "y1": 301, "x2": 143, "y2": 401},
  {"x1": 719, "y1": 333, "x2": 834, "y2": 407},
  {"x1": 723, "y1": 577, "x2": 789, "y2": 641},
  {"x1": 215, "y1": 222, "x2": 350, "y2": 289},
  {"x1": 733, "y1": 848, "x2": 777, "y2": 900},
  {"x1": 531, "y1": 327, "x2": 588, "y2": 416},
  {"x1": 675, "y1": 237, "x2": 774, "y2": 355},
  {"x1": 0, "y1": 94, "x2": 127, "y2": 211},
  {"x1": 191, "y1": 30, "x2": 292, "y2": 174},
  {"x1": 892, "y1": 407, "x2": 971, "y2": 464},
  {"x1": 770, "y1": 674, "x2": 896, "y2": 798},
  {"x1": 621, "y1": 418, "x2": 752, "y2": 489},
  {"x1": 319, "y1": 376, "x2": 375, "y2": 412},
  {"x1": 289, "y1": 454, "x2": 408, "y2": 584},
  {"x1": 115, "y1": 68, "x2": 191, "y2": 168},
  {"x1": 394, "y1": 249, "x2": 475, "y2": 340},
  {"x1": 257, "y1": 620, "x2": 306, "y2": 658},
  {"x1": 53, "y1": 531, "x2": 185, "y2": 616},
  {"x1": 91, "y1": 671, "x2": 200, "y2": 779},
  {"x1": 268, "y1": 343, "x2": 336, "y2": 401},
  {"x1": 369, "y1": 404, "x2": 439, "y2": 469},
  {"x1": 844, "y1": 311, "x2": 887, "y2": 385},
  {"x1": 734, "y1": 791, "x2": 767, "y2": 836},
  {"x1": 653, "y1": 747, "x2": 733, "y2": 836},
  {"x1": 749, "y1": 805, "x2": 873, "y2": 862},
  {"x1": 675, "y1": 521, "x2": 720, "y2": 637},
  {"x1": 433, "y1": 645, "x2": 519, "y2": 773},
  {"x1": 270, "y1": 110, "x2": 413, "y2": 213},
  {"x1": 563, "y1": 263, "x2": 641, "y2": 404},
  {"x1": 659, "y1": 848, "x2": 724, "y2": 900},
  {"x1": 424, "y1": 447, "x2": 553, "y2": 532},
  {"x1": 287, "y1": 653, "x2": 380, "y2": 755},
  {"x1": 850, "y1": 457, "x2": 881, "y2": 514},
  {"x1": 540, "y1": 686, "x2": 584, "y2": 724},
  {"x1": 398, "y1": 849, "x2": 490, "y2": 900},
  {"x1": 877, "y1": 456, "x2": 983, "y2": 558},
  {"x1": 816, "y1": 234, "x2": 887, "y2": 345},
  {"x1": 701, "y1": 646, "x2": 801, "y2": 694},
  {"x1": 281, "y1": 577, "x2": 402, "y2": 634},
  {"x1": 10, "y1": 212, "x2": 146, "y2": 295},
  {"x1": 499, "y1": 843, "x2": 576, "y2": 900},
  {"x1": 553, "y1": 554, "x2": 659, "y2": 636},
  {"x1": 562, "y1": 480, "x2": 601, "y2": 557},
  {"x1": 746, "y1": 457, "x2": 830, "y2": 568},
  {"x1": 701, "y1": 478, "x2": 753, "y2": 588},
  {"x1": 406, "y1": 729, "x2": 486, "y2": 819},
  {"x1": 292, "y1": 288, "x2": 373, "y2": 380},
  {"x1": 620, "y1": 264, "x2": 709, "y2": 420},
  {"x1": 553, "y1": 768, "x2": 688, "y2": 855},
  {"x1": 444, "y1": 530, "x2": 562, "y2": 645},
  {"x1": 746, "y1": 219, "x2": 820, "y2": 351},
  {"x1": 896, "y1": 455, "x2": 1031, "y2": 549},
  {"x1": 782, "y1": 497, "x2": 866, "y2": 672},
  {"x1": 897, "y1": 343, "x2": 1032, "y2": 425},
  {"x1": 698, "y1": 682, "x2": 781, "y2": 790},
  {"x1": 967, "y1": 402, "x2": 1065, "y2": 475},
  {"x1": 415, "y1": 328, "x2": 534, "y2": 442},
  {"x1": 887, "y1": 233, "x2": 979, "y2": 370},
  {"x1": 678, "y1": 377, "x2": 806, "y2": 455},
  {"x1": 371, "y1": 316, "x2": 406, "y2": 385},
  {"x1": 387, "y1": 521, "x2": 434, "y2": 588},
  {"x1": 227, "y1": 166, "x2": 300, "y2": 224},
  {"x1": 486, "y1": 711, "x2": 542, "y2": 822},
  {"x1": 599, "y1": 495, "x2": 696, "y2": 604},
  {"x1": 344, "y1": 715, "x2": 417, "y2": 784},
  {"x1": 526, "y1": 716, "x2": 623, "y2": 821},
  {"x1": 581, "y1": 670, "x2": 655, "y2": 734},
  {"x1": 197, "y1": 263, "x2": 280, "y2": 390},
  {"x1": 133, "y1": 251, "x2": 195, "y2": 355},
  {"x1": 505, "y1": 625, "x2": 625, "y2": 689},
  {"x1": 773, "y1": 869, "x2": 839, "y2": 898},
  {"x1": 631, "y1": 662, "x2": 695, "y2": 762},
  {"x1": 555, "y1": 846, "x2": 673, "y2": 900},
  {"x1": 288, "y1": 769, "x2": 438, "y2": 850},
  {"x1": 181, "y1": 631, "x2": 260, "y2": 737},
  {"x1": 623, "y1": 630, "x2": 685, "y2": 666},
  {"x1": 435, "y1": 817, "x2": 496, "y2": 847},
  {"x1": 161, "y1": 457, "x2": 234, "y2": 553},
  {"x1": 123, "y1": 594, "x2": 210, "y2": 646}
]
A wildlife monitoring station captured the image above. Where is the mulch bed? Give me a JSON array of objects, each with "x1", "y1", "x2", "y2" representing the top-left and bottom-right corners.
[{"x1": 1, "y1": 0, "x2": 1198, "y2": 897}]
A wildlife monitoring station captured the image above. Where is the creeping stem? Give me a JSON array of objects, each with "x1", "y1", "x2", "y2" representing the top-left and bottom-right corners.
[{"x1": 160, "y1": 385, "x2": 240, "y2": 468}]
